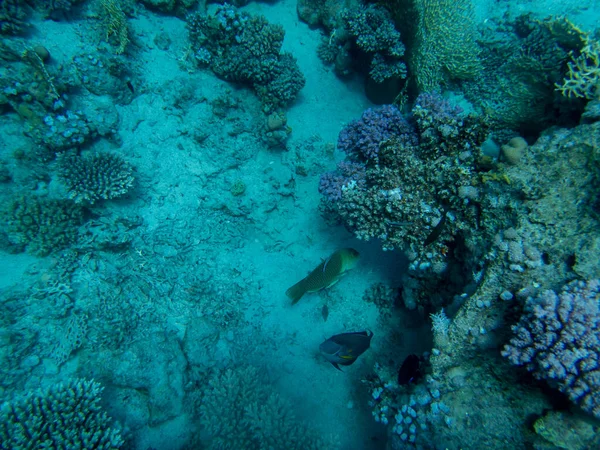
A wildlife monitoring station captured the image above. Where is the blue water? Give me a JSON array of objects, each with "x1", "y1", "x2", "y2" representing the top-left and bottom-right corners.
[{"x1": 0, "y1": 0, "x2": 599, "y2": 449}]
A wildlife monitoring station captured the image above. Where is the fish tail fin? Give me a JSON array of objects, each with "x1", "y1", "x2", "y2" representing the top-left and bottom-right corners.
[{"x1": 286, "y1": 280, "x2": 306, "y2": 305}]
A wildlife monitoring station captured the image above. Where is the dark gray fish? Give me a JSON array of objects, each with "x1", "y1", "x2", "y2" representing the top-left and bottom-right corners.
[
  {"x1": 321, "y1": 304, "x2": 329, "y2": 322},
  {"x1": 398, "y1": 354, "x2": 421, "y2": 385},
  {"x1": 424, "y1": 205, "x2": 449, "y2": 246},
  {"x1": 319, "y1": 330, "x2": 373, "y2": 371}
]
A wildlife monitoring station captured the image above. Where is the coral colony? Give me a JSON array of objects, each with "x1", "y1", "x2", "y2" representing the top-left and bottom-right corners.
[{"x1": 0, "y1": 1, "x2": 599, "y2": 449}]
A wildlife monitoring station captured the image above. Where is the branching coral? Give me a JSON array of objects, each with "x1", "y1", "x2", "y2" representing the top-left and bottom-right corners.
[
  {"x1": 198, "y1": 366, "x2": 339, "y2": 449},
  {"x1": 0, "y1": 379, "x2": 123, "y2": 448},
  {"x1": 188, "y1": 4, "x2": 305, "y2": 111},
  {"x1": 502, "y1": 279, "x2": 600, "y2": 418},
  {"x1": 341, "y1": 5, "x2": 407, "y2": 83},
  {"x1": 57, "y1": 152, "x2": 134, "y2": 204},
  {"x1": 557, "y1": 37, "x2": 600, "y2": 100}
]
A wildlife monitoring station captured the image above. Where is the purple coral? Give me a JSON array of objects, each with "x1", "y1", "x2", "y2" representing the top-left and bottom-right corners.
[
  {"x1": 319, "y1": 161, "x2": 366, "y2": 202},
  {"x1": 337, "y1": 105, "x2": 416, "y2": 161},
  {"x1": 412, "y1": 93, "x2": 464, "y2": 146},
  {"x1": 502, "y1": 279, "x2": 600, "y2": 418}
]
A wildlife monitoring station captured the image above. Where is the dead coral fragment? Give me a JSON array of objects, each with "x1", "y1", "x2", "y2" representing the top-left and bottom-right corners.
[
  {"x1": 21, "y1": 47, "x2": 60, "y2": 100},
  {"x1": 57, "y1": 152, "x2": 134, "y2": 204}
]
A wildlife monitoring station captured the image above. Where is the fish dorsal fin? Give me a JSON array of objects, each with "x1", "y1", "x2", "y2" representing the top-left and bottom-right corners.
[{"x1": 322, "y1": 256, "x2": 332, "y2": 274}]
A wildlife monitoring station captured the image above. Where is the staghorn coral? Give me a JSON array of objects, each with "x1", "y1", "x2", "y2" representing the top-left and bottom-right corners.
[
  {"x1": 502, "y1": 279, "x2": 600, "y2": 418},
  {"x1": 57, "y1": 152, "x2": 134, "y2": 204},
  {"x1": 0, "y1": 379, "x2": 123, "y2": 449}
]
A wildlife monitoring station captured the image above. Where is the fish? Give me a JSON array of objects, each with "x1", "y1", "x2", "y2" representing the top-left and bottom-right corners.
[
  {"x1": 319, "y1": 330, "x2": 373, "y2": 371},
  {"x1": 424, "y1": 205, "x2": 449, "y2": 247},
  {"x1": 321, "y1": 304, "x2": 329, "y2": 322},
  {"x1": 397, "y1": 354, "x2": 421, "y2": 385},
  {"x1": 286, "y1": 248, "x2": 360, "y2": 305}
]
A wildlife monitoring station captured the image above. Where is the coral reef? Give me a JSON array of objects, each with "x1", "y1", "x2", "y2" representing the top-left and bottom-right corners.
[
  {"x1": 463, "y1": 15, "x2": 585, "y2": 131},
  {"x1": 0, "y1": 379, "x2": 123, "y2": 449},
  {"x1": 0, "y1": 0, "x2": 29, "y2": 35},
  {"x1": 71, "y1": 52, "x2": 135, "y2": 105},
  {"x1": 196, "y1": 366, "x2": 339, "y2": 449},
  {"x1": 502, "y1": 279, "x2": 600, "y2": 418},
  {"x1": 336, "y1": 104, "x2": 416, "y2": 161},
  {"x1": 1, "y1": 46, "x2": 64, "y2": 115},
  {"x1": 138, "y1": 0, "x2": 200, "y2": 13},
  {"x1": 341, "y1": 5, "x2": 406, "y2": 83},
  {"x1": 408, "y1": 118, "x2": 600, "y2": 447},
  {"x1": 38, "y1": 110, "x2": 99, "y2": 152},
  {"x1": 319, "y1": 160, "x2": 366, "y2": 202},
  {"x1": 319, "y1": 96, "x2": 490, "y2": 312},
  {"x1": 56, "y1": 152, "x2": 134, "y2": 204},
  {"x1": 306, "y1": 2, "x2": 406, "y2": 86},
  {"x1": 557, "y1": 36, "x2": 600, "y2": 100},
  {"x1": 297, "y1": 0, "x2": 357, "y2": 30},
  {"x1": 533, "y1": 410, "x2": 599, "y2": 450},
  {"x1": 362, "y1": 282, "x2": 399, "y2": 320},
  {"x1": 188, "y1": 4, "x2": 305, "y2": 112},
  {"x1": 3, "y1": 196, "x2": 85, "y2": 256},
  {"x1": 51, "y1": 312, "x2": 89, "y2": 366},
  {"x1": 363, "y1": 363, "x2": 454, "y2": 448},
  {"x1": 100, "y1": 0, "x2": 129, "y2": 55},
  {"x1": 408, "y1": 0, "x2": 481, "y2": 91}
]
